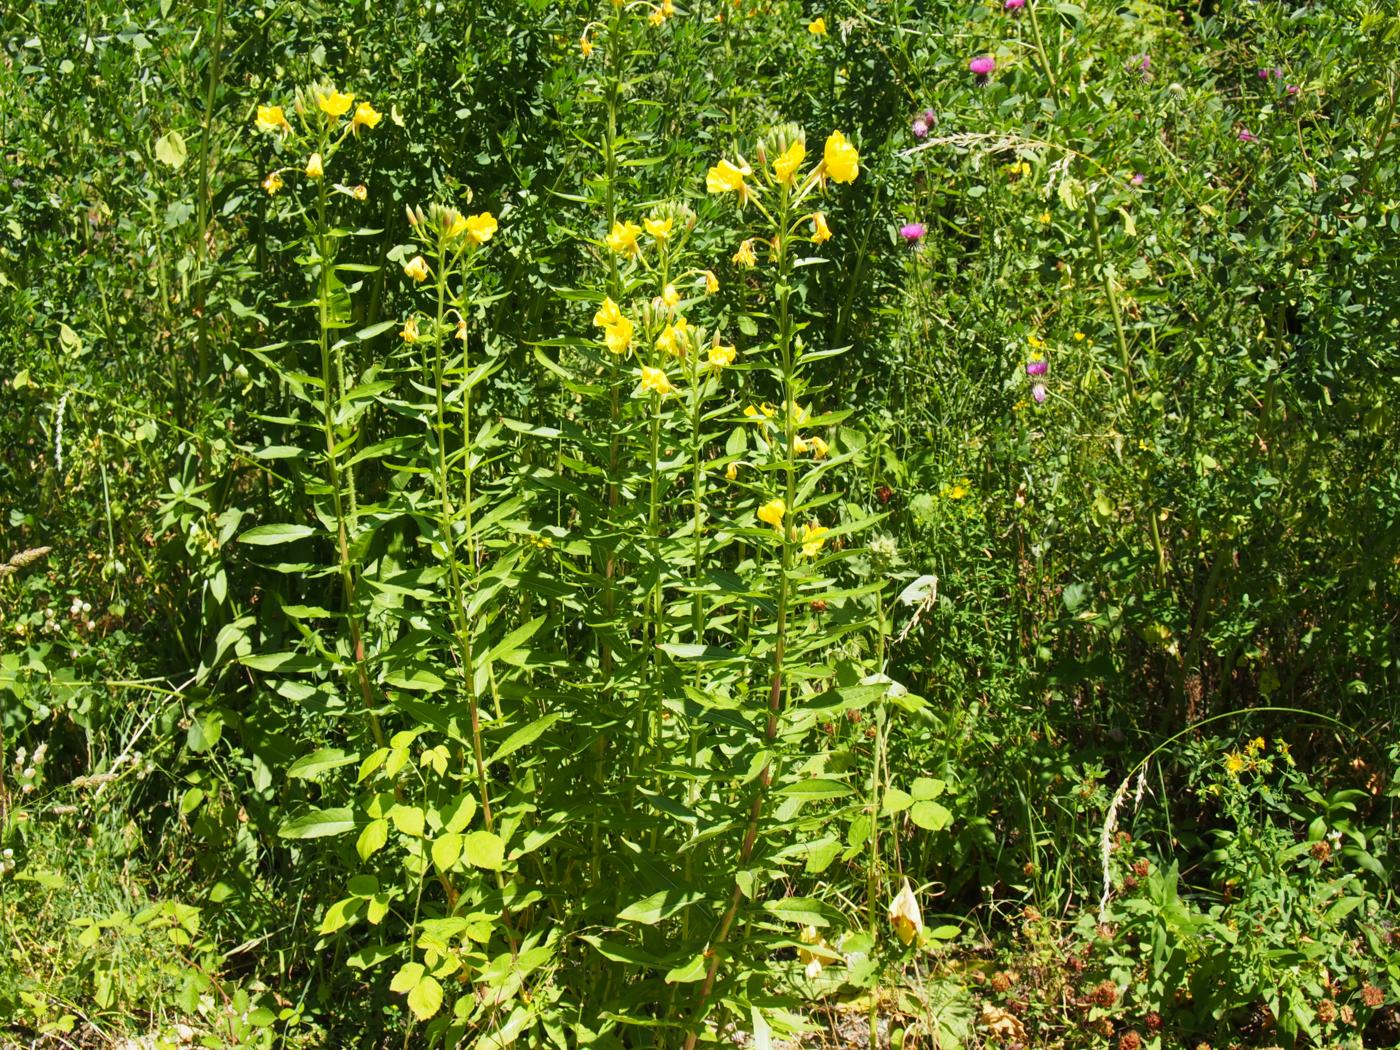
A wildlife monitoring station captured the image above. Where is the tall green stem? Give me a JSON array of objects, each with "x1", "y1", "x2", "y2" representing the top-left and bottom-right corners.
[{"x1": 315, "y1": 174, "x2": 381, "y2": 748}]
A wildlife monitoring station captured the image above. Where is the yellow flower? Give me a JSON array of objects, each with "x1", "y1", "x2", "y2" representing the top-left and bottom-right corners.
[
  {"x1": 466, "y1": 212, "x2": 498, "y2": 244},
  {"x1": 648, "y1": 9, "x2": 665, "y2": 25},
  {"x1": 703, "y1": 269, "x2": 719, "y2": 294},
  {"x1": 262, "y1": 172, "x2": 284, "y2": 195},
  {"x1": 644, "y1": 216, "x2": 673, "y2": 242},
  {"x1": 662, "y1": 0, "x2": 675, "y2": 12},
  {"x1": 733, "y1": 239, "x2": 758, "y2": 268},
  {"x1": 757, "y1": 498, "x2": 786, "y2": 528},
  {"x1": 823, "y1": 130, "x2": 859, "y2": 183},
  {"x1": 1028, "y1": 335, "x2": 1044, "y2": 349},
  {"x1": 662, "y1": 283, "x2": 681, "y2": 308},
  {"x1": 1074, "y1": 331, "x2": 1086, "y2": 341},
  {"x1": 800, "y1": 522, "x2": 830, "y2": 557},
  {"x1": 603, "y1": 316, "x2": 634, "y2": 355},
  {"x1": 888, "y1": 878, "x2": 923, "y2": 946},
  {"x1": 640, "y1": 365, "x2": 673, "y2": 395},
  {"x1": 811, "y1": 212, "x2": 832, "y2": 244},
  {"x1": 593, "y1": 297, "x2": 622, "y2": 328},
  {"x1": 580, "y1": 34, "x2": 594, "y2": 57},
  {"x1": 656, "y1": 317, "x2": 691, "y2": 356},
  {"x1": 352, "y1": 184, "x2": 368, "y2": 201},
  {"x1": 316, "y1": 88, "x2": 355, "y2": 120},
  {"x1": 808, "y1": 16, "x2": 827, "y2": 34},
  {"x1": 607, "y1": 220, "x2": 643, "y2": 256},
  {"x1": 809, "y1": 435, "x2": 829, "y2": 459},
  {"x1": 786, "y1": 400, "x2": 811, "y2": 425},
  {"x1": 401, "y1": 316, "x2": 420, "y2": 343},
  {"x1": 794, "y1": 435, "x2": 809, "y2": 455},
  {"x1": 772, "y1": 140, "x2": 806, "y2": 185},
  {"x1": 1225, "y1": 751, "x2": 1247, "y2": 777},
  {"x1": 744, "y1": 402, "x2": 776, "y2": 422},
  {"x1": 444, "y1": 211, "x2": 470, "y2": 239},
  {"x1": 305, "y1": 153, "x2": 324, "y2": 179},
  {"x1": 1245, "y1": 736, "x2": 1266, "y2": 757},
  {"x1": 946, "y1": 479, "x2": 970, "y2": 500},
  {"x1": 708, "y1": 343, "x2": 736, "y2": 368},
  {"x1": 351, "y1": 101, "x2": 382, "y2": 132},
  {"x1": 706, "y1": 158, "x2": 752, "y2": 202},
  {"x1": 403, "y1": 255, "x2": 429, "y2": 282},
  {"x1": 1038, "y1": 211, "x2": 1052, "y2": 224},
  {"x1": 798, "y1": 925, "x2": 830, "y2": 980},
  {"x1": 456, "y1": 320, "x2": 467, "y2": 342},
  {"x1": 725, "y1": 461, "x2": 738, "y2": 481},
  {"x1": 256, "y1": 105, "x2": 291, "y2": 135}
]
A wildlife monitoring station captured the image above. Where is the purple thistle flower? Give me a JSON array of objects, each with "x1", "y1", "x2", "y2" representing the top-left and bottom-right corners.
[
  {"x1": 1025, "y1": 359, "x2": 1048, "y2": 377},
  {"x1": 1286, "y1": 84, "x2": 1299, "y2": 96},
  {"x1": 1131, "y1": 172, "x2": 1145, "y2": 186},
  {"x1": 1238, "y1": 128, "x2": 1257, "y2": 142},
  {"x1": 1126, "y1": 54, "x2": 1150, "y2": 75},
  {"x1": 969, "y1": 55, "x2": 996, "y2": 77},
  {"x1": 923, "y1": 108, "x2": 937, "y2": 124},
  {"x1": 1257, "y1": 67, "x2": 1271, "y2": 79},
  {"x1": 900, "y1": 223, "x2": 926, "y2": 243},
  {"x1": 911, "y1": 118, "x2": 929, "y2": 139},
  {"x1": 1004, "y1": 0, "x2": 1025, "y2": 8},
  {"x1": 1031, "y1": 383, "x2": 1047, "y2": 404}
]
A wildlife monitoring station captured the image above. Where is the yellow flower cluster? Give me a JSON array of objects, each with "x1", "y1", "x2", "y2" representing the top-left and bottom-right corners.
[{"x1": 593, "y1": 297, "x2": 634, "y2": 356}]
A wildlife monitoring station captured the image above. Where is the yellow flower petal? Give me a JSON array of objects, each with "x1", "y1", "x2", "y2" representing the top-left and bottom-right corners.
[{"x1": 823, "y1": 130, "x2": 860, "y2": 184}]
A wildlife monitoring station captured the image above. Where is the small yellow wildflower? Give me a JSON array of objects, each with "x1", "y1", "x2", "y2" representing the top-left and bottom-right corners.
[
  {"x1": 703, "y1": 269, "x2": 719, "y2": 294},
  {"x1": 744, "y1": 402, "x2": 776, "y2": 422},
  {"x1": 733, "y1": 239, "x2": 758, "y2": 267},
  {"x1": 1074, "y1": 331, "x2": 1086, "y2": 341},
  {"x1": 811, "y1": 212, "x2": 832, "y2": 243},
  {"x1": 773, "y1": 140, "x2": 806, "y2": 185},
  {"x1": 603, "y1": 316, "x2": 634, "y2": 355},
  {"x1": 580, "y1": 34, "x2": 594, "y2": 57},
  {"x1": 757, "y1": 498, "x2": 786, "y2": 528},
  {"x1": 648, "y1": 8, "x2": 665, "y2": 25},
  {"x1": 662, "y1": 0, "x2": 675, "y2": 13},
  {"x1": 351, "y1": 101, "x2": 382, "y2": 132},
  {"x1": 808, "y1": 16, "x2": 827, "y2": 34},
  {"x1": 809, "y1": 435, "x2": 829, "y2": 459},
  {"x1": 256, "y1": 105, "x2": 291, "y2": 135},
  {"x1": 888, "y1": 878, "x2": 923, "y2": 946},
  {"x1": 793, "y1": 435, "x2": 809, "y2": 455},
  {"x1": 607, "y1": 220, "x2": 643, "y2": 256},
  {"x1": 593, "y1": 297, "x2": 622, "y2": 328},
  {"x1": 644, "y1": 216, "x2": 673, "y2": 242},
  {"x1": 1028, "y1": 335, "x2": 1044, "y2": 349},
  {"x1": 305, "y1": 153, "x2": 324, "y2": 179},
  {"x1": 1225, "y1": 751, "x2": 1247, "y2": 777},
  {"x1": 706, "y1": 158, "x2": 752, "y2": 202},
  {"x1": 456, "y1": 320, "x2": 467, "y2": 342},
  {"x1": 800, "y1": 522, "x2": 830, "y2": 557},
  {"x1": 708, "y1": 343, "x2": 736, "y2": 368},
  {"x1": 639, "y1": 365, "x2": 673, "y2": 395},
  {"x1": 401, "y1": 316, "x2": 420, "y2": 343},
  {"x1": 656, "y1": 316, "x2": 691, "y2": 356},
  {"x1": 1039, "y1": 211, "x2": 1052, "y2": 224},
  {"x1": 316, "y1": 88, "x2": 355, "y2": 120},
  {"x1": 823, "y1": 130, "x2": 859, "y2": 183},
  {"x1": 1245, "y1": 736, "x2": 1266, "y2": 757},
  {"x1": 262, "y1": 172, "x2": 284, "y2": 195},
  {"x1": 725, "y1": 461, "x2": 738, "y2": 481},
  {"x1": 946, "y1": 479, "x2": 970, "y2": 500},
  {"x1": 466, "y1": 212, "x2": 498, "y2": 245},
  {"x1": 403, "y1": 255, "x2": 429, "y2": 282},
  {"x1": 662, "y1": 283, "x2": 681, "y2": 308},
  {"x1": 352, "y1": 184, "x2": 368, "y2": 201}
]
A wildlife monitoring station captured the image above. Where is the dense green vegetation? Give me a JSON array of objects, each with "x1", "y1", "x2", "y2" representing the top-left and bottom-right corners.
[{"x1": 2, "y1": 0, "x2": 1397, "y2": 1047}]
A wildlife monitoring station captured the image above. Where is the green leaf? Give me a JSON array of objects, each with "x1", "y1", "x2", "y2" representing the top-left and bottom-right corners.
[
  {"x1": 431, "y1": 833, "x2": 463, "y2": 872},
  {"x1": 155, "y1": 130, "x2": 187, "y2": 169},
  {"x1": 463, "y1": 830, "x2": 505, "y2": 870},
  {"x1": 617, "y1": 889, "x2": 703, "y2": 925},
  {"x1": 664, "y1": 954, "x2": 708, "y2": 983},
  {"x1": 357, "y1": 818, "x2": 389, "y2": 861},
  {"x1": 774, "y1": 777, "x2": 855, "y2": 800},
  {"x1": 237, "y1": 523, "x2": 316, "y2": 545},
  {"x1": 909, "y1": 800, "x2": 953, "y2": 831},
  {"x1": 406, "y1": 975, "x2": 443, "y2": 1020},
  {"x1": 488, "y1": 713, "x2": 561, "y2": 765},
  {"x1": 389, "y1": 962, "x2": 424, "y2": 994},
  {"x1": 287, "y1": 748, "x2": 358, "y2": 781},
  {"x1": 278, "y1": 807, "x2": 355, "y2": 840}
]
